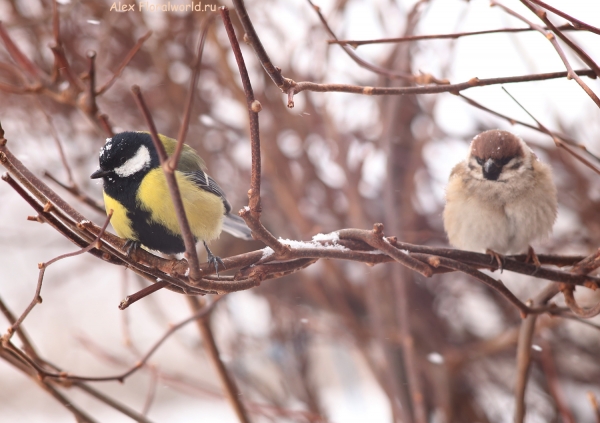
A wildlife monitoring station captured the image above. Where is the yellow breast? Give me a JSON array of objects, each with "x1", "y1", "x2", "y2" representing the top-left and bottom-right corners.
[
  {"x1": 103, "y1": 192, "x2": 137, "y2": 241},
  {"x1": 137, "y1": 168, "x2": 225, "y2": 241}
]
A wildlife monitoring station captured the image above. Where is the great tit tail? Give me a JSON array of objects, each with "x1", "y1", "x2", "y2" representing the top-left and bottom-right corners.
[{"x1": 222, "y1": 214, "x2": 253, "y2": 241}]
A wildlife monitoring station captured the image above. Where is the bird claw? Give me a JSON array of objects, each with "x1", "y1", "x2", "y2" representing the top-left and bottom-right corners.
[
  {"x1": 204, "y1": 241, "x2": 225, "y2": 277},
  {"x1": 526, "y1": 245, "x2": 541, "y2": 276},
  {"x1": 207, "y1": 254, "x2": 225, "y2": 277},
  {"x1": 124, "y1": 240, "x2": 141, "y2": 258},
  {"x1": 486, "y1": 249, "x2": 505, "y2": 273}
]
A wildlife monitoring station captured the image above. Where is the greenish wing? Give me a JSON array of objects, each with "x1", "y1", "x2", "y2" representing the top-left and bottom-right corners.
[
  {"x1": 187, "y1": 170, "x2": 232, "y2": 214},
  {"x1": 176, "y1": 144, "x2": 206, "y2": 172},
  {"x1": 157, "y1": 134, "x2": 206, "y2": 172}
]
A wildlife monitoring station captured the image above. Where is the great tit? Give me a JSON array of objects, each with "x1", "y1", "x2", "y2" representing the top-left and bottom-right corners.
[{"x1": 90, "y1": 131, "x2": 252, "y2": 269}]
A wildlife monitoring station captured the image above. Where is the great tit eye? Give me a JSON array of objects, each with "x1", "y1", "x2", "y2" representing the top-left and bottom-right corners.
[{"x1": 475, "y1": 157, "x2": 484, "y2": 166}]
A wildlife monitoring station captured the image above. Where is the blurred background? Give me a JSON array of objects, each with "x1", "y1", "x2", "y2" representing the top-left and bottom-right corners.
[{"x1": 1, "y1": 0, "x2": 600, "y2": 421}]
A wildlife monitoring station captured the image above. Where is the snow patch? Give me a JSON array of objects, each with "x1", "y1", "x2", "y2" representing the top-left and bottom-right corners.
[
  {"x1": 312, "y1": 232, "x2": 340, "y2": 243},
  {"x1": 260, "y1": 232, "x2": 348, "y2": 260},
  {"x1": 279, "y1": 232, "x2": 348, "y2": 251},
  {"x1": 261, "y1": 247, "x2": 274, "y2": 260}
]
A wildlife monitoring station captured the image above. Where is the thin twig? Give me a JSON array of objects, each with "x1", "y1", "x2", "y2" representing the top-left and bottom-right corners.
[
  {"x1": 571, "y1": 248, "x2": 600, "y2": 275},
  {"x1": 141, "y1": 368, "x2": 159, "y2": 416},
  {"x1": 220, "y1": 7, "x2": 262, "y2": 214},
  {"x1": 49, "y1": 0, "x2": 61, "y2": 82},
  {"x1": 521, "y1": 0, "x2": 600, "y2": 77},
  {"x1": 285, "y1": 69, "x2": 596, "y2": 108},
  {"x1": 49, "y1": 43, "x2": 86, "y2": 92},
  {"x1": 0, "y1": 143, "x2": 88, "y2": 222},
  {"x1": 73, "y1": 381, "x2": 157, "y2": 423},
  {"x1": 170, "y1": 14, "x2": 216, "y2": 171},
  {"x1": 501, "y1": 86, "x2": 600, "y2": 175},
  {"x1": 96, "y1": 31, "x2": 152, "y2": 95},
  {"x1": 25, "y1": 298, "x2": 222, "y2": 383},
  {"x1": 527, "y1": 0, "x2": 600, "y2": 36},
  {"x1": 0, "y1": 21, "x2": 43, "y2": 80},
  {"x1": 458, "y1": 93, "x2": 600, "y2": 163},
  {"x1": 98, "y1": 114, "x2": 114, "y2": 137},
  {"x1": 2, "y1": 210, "x2": 113, "y2": 342},
  {"x1": 306, "y1": 0, "x2": 416, "y2": 81},
  {"x1": 44, "y1": 171, "x2": 105, "y2": 213},
  {"x1": 514, "y1": 284, "x2": 559, "y2": 423},
  {"x1": 119, "y1": 281, "x2": 171, "y2": 310},
  {"x1": 188, "y1": 296, "x2": 251, "y2": 423},
  {"x1": 418, "y1": 254, "x2": 532, "y2": 317},
  {"x1": 561, "y1": 285, "x2": 600, "y2": 318},
  {"x1": 36, "y1": 100, "x2": 74, "y2": 186},
  {"x1": 539, "y1": 339, "x2": 576, "y2": 423},
  {"x1": 0, "y1": 296, "x2": 38, "y2": 358},
  {"x1": 230, "y1": 0, "x2": 288, "y2": 90},
  {"x1": 81, "y1": 50, "x2": 99, "y2": 116},
  {"x1": 75, "y1": 334, "x2": 328, "y2": 422},
  {"x1": 492, "y1": 1, "x2": 600, "y2": 108},
  {"x1": 328, "y1": 24, "x2": 580, "y2": 47}
]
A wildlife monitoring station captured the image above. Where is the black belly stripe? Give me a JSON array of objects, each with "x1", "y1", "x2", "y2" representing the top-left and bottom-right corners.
[
  {"x1": 128, "y1": 206, "x2": 192, "y2": 254},
  {"x1": 104, "y1": 178, "x2": 192, "y2": 254}
]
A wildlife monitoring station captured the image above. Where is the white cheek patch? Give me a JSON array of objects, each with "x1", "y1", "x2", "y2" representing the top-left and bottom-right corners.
[{"x1": 114, "y1": 145, "x2": 151, "y2": 177}]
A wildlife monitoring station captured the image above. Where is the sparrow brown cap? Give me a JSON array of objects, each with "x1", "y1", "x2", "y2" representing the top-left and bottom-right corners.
[{"x1": 470, "y1": 129, "x2": 524, "y2": 160}]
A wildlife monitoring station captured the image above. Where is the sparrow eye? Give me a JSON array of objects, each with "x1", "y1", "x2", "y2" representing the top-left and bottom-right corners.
[
  {"x1": 475, "y1": 157, "x2": 484, "y2": 166},
  {"x1": 508, "y1": 161, "x2": 521, "y2": 170},
  {"x1": 496, "y1": 157, "x2": 512, "y2": 166}
]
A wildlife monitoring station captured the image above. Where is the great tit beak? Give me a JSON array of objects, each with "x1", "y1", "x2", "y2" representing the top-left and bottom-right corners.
[
  {"x1": 482, "y1": 158, "x2": 502, "y2": 181},
  {"x1": 90, "y1": 168, "x2": 111, "y2": 179}
]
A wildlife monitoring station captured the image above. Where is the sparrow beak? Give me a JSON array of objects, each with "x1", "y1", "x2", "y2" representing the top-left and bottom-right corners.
[
  {"x1": 90, "y1": 168, "x2": 111, "y2": 179},
  {"x1": 482, "y1": 159, "x2": 502, "y2": 181}
]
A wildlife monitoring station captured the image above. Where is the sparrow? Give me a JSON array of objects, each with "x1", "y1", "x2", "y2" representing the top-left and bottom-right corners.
[{"x1": 443, "y1": 129, "x2": 557, "y2": 258}]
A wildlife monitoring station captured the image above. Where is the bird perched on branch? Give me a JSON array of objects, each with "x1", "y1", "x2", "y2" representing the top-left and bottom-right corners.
[
  {"x1": 443, "y1": 129, "x2": 557, "y2": 263},
  {"x1": 91, "y1": 131, "x2": 252, "y2": 271}
]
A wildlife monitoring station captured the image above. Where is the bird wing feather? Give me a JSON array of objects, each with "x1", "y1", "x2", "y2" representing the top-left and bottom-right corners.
[{"x1": 186, "y1": 170, "x2": 232, "y2": 214}]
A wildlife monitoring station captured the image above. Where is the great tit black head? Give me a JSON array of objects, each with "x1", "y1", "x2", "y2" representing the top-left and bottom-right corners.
[
  {"x1": 91, "y1": 131, "x2": 252, "y2": 259},
  {"x1": 91, "y1": 132, "x2": 157, "y2": 183}
]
